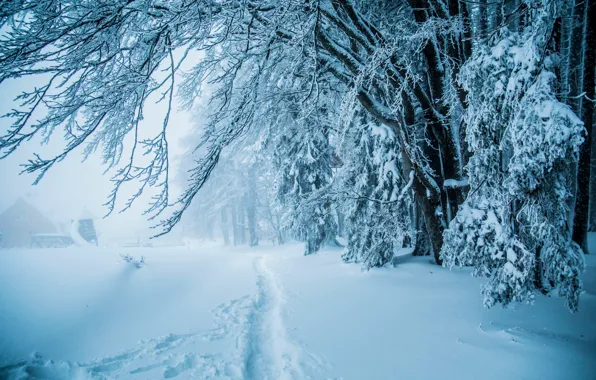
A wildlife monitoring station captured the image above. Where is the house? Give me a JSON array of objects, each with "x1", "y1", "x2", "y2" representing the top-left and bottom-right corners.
[{"x1": 0, "y1": 198, "x2": 57, "y2": 248}]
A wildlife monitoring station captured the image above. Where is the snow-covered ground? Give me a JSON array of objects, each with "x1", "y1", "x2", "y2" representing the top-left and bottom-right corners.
[{"x1": 0, "y1": 239, "x2": 595, "y2": 380}]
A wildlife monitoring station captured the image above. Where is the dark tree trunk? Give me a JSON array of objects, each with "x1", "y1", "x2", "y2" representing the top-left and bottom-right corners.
[
  {"x1": 336, "y1": 207, "x2": 345, "y2": 238},
  {"x1": 408, "y1": 0, "x2": 464, "y2": 262},
  {"x1": 534, "y1": 245, "x2": 549, "y2": 294},
  {"x1": 413, "y1": 178, "x2": 444, "y2": 264},
  {"x1": 573, "y1": 0, "x2": 595, "y2": 253},
  {"x1": 590, "y1": 121, "x2": 596, "y2": 231},
  {"x1": 412, "y1": 201, "x2": 431, "y2": 256}
]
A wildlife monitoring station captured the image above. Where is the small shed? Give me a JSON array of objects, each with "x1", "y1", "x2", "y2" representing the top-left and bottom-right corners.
[{"x1": 75, "y1": 207, "x2": 99, "y2": 245}]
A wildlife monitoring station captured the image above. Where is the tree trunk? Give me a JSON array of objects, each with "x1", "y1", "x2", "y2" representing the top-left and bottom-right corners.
[
  {"x1": 412, "y1": 200, "x2": 431, "y2": 256},
  {"x1": 237, "y1": 203, "x2": 246, "y2": 245},
  {"x1": 206, "y1": 216, "x2": 214, "y2": 240},
  {"x1": 590, "y1": 121, "x2": 596, "y2": 231},
  {"x1": 246, "y1": 168, "x2": 259, "y2": 247},
  {"x1": 336, "y1": 207, "x2": 345, "y2": 238},
  {"x1": 534, "y1": 245, "x2": 550, "y2": 294},
  {"x1": 572, "y1": 0, "x2": 595, "y2": 253},
  {"x1": 221, "y1": 208, "x2": 230, "y2": 245},
  {"x1": 276, "y1": 214, "x2": 285, "y2": 244},
  {"x1": 230, "y1": 203, "x2": 238, "y2": 246},
  {"x1": 398, "y1": 140, "x2": 445, "y2": 264},
  {"x1": 246, "y1": 207, "x2": 258, "y2": 247},
  {"x1": 413, "y1": 178, "x2": 444, "y2": 264}
]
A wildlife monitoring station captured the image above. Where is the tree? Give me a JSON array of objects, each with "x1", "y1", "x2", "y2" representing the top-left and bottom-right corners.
[
  {"x1": 441, "y1": 5, "x2": 586, "y2": 311},
  {"x1": 571, "y1": 0, "x2": 595, "y2": 253},
  {"x1": 0, "y1": 0, "x2": 589, "y2": 311},
  {"x1": 245, "y1": 165, "x2": 259, "y2": 247},
  {"x1": 273, "y1": 105, "x2": 337, "y2": 255},
  {"x1": 339, "y1": 115, "x2": 413, "y2": 269},
  {"x1": 0, "y1": 0, "x2": 464, "y2": 258},
  {"x1": 221, "y1": 207, "x2": 230, "y2": 245}
]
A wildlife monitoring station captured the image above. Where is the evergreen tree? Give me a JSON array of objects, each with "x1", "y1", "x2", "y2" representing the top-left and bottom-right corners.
[
  {"x1": 442, "y1": 8, "x2": 585, "y2": 311},
  {"x1": 274, "y1": 112, "x2": 337, "y2": 255},
  {"x1": 340, "y1": 117, "x2": 413, "y2": 269}
]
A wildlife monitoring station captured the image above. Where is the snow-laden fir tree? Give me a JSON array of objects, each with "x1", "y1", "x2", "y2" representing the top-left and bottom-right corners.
[
  {"x1": 274, "y1": 111, "x2": 337, "y2": 256},
  {"x1": 441, "y1": 2, "x2": 585, "y2": 311},
  {"x1": 339, "y1": 116, "x2": 413, "y2": 269}
]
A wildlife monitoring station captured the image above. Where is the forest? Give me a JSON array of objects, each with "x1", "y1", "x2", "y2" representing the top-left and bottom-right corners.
[{"x1": 0, "y1": 0, "x2": 594, "y2": 315}]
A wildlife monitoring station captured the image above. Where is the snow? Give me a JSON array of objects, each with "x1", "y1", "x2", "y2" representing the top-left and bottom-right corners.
[
  {"x1": 70, "y1": 220, "x2": 92, "y2": 247},
  {"x1": 395, "y1": 170, "x2": 414, "y2": 203},
  {"x1": 369, "y1": 124, "x2": 390, "y2": 138},
  {"x1": 1, "y1": 239, "x2": 595, "y2": 379},
  {"x1": 78, "y1": 208, "x2": 97, "y2": 220},
  {"x1": 443, "y1": 178, "x2": 469, "y2": 188}
]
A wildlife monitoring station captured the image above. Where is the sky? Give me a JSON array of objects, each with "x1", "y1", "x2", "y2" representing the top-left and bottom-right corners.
[{"x1": 0, "y1": 74, "x2": 195, "y2": 242}]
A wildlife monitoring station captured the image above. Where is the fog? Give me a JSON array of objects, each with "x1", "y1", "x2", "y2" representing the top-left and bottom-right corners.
[{"x1": 0, "y1": 76, "x2": 193, "y2": 244}]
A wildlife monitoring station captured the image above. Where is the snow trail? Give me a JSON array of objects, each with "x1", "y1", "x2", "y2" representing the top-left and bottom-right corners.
[
  {"x1": 242, "y1": 255, "x2": 303, "y2": 380},
  {"x1": 0, "y1": 251, "x2": 333, "y2": 379}
]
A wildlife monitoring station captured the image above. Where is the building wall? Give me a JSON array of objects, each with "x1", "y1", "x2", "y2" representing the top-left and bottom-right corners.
[{"x1": 0, "y1": 199, "x2": 56, "y2": 248}]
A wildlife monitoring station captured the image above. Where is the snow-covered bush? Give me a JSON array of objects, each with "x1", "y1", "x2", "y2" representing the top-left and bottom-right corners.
[{"x1": 120, "y1": 254, "x2": 145, "y2": 269}]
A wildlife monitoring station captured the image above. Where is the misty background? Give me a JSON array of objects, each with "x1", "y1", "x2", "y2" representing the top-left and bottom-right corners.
[{"x1": 0, "y1": 75, "x2": 195, "y2": 243}]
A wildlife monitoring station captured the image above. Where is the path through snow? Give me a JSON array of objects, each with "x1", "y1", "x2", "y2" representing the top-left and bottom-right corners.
[
  {"x1": 0, "y1": 252, "x2": 329, "y2": 380},
  {"x1": 242, "y1": 255, "x2": 303, "y2": 379}
]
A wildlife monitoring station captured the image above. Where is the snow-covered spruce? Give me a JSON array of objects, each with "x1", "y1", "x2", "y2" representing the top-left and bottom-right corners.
[
  {"x1": 442, "y1": 14, "x2": 585, "y2": 311},
  {"x1": 339, "y1": 118, "x2": 413, "y2": 269},
  {"x1": 273, "y1": 103, "x2": 337, "y2": 256}
]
